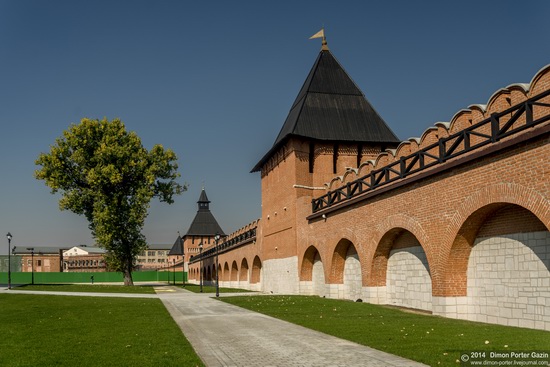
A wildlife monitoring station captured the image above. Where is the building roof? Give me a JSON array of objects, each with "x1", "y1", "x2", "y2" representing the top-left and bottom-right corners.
[
  {"x1": 184, "y1": 189, "x2": 226, "y2": 237},
  {"x1": 12, "y1": 246, "x2": 67, "y2": 255},
  {"x1": 168, "y1": 235, "x2": 183, "y2": 256},
  {"x1": 78, "y1": 247, "x2": 105, "y2": 254},
  {"x1": 198, "y1": 189, "x2": 210, "y2": 204},
  {"x1": 147, "y1": 243, "x2": 172, "y2": 250},
  {"x1": 63, "y1": 246, "x2": 106, "y2": 255},
  {"x1": 252, "y1": 48, "x2": 399, "y2": 172}
]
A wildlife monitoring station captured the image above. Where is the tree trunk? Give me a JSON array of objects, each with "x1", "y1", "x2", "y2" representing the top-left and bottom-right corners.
[{"x1": 123, "y1": 259, "x2": 134, "y2": 286}]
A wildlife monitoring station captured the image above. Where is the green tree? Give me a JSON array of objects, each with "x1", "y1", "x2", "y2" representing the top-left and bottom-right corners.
[{"x1": 35, "y1": 118, "x2": 185, "y2": 285}]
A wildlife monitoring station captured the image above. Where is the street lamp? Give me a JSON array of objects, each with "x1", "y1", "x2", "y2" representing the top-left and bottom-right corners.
[
  {"x1": 199, "y1": 242, "x2": 203, "y2": 293},
  {"x1": 180, "y1": 236, "x2": 185, "y2": 288},
  {"x1": 214, "y1": 233, "x2": 220, "y2": 297},
  {"x1": 172, "y1": 259, "x2": 175, "y2": 285},
  {"x1": 27, "y1": 247, "x2": 34, "y2": 285},
  {"x1": 6, "y1": 233, "x2": 12, "y2": 290}
]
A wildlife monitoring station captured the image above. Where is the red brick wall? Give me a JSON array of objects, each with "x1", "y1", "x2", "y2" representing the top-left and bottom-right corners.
[{"x1": 189, "y1": 64, "x2": 550, "y2": 303}]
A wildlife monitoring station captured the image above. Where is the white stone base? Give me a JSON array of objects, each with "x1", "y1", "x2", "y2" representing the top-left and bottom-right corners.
[
  {"x1": 299, "y1": 281, "x2": 313, "y2": 295},
  {"x1": 343, "y1": 249, "x2": 362, "y2": 301},
  {"x1": 432, "y1": 296, "x2": 468, "y2": 319},
  {"x1": 248, "y1": 282, "x2": 262, "y2": 292},
  {"x1": 387, "y1": 246, "x2": 432, "y2": 311},
  {"x1": 363, "y1": 286, "x2": 387, "y2": 305},
  {"x1": 262, "y1": 256, "x2": 299, "y2": 294},
  {"x1": 463, "y1": 232, "x2": 550, "y2": 331},
  {"x1": 432, "y1": 232, "x2": 550, "y2": 331}
]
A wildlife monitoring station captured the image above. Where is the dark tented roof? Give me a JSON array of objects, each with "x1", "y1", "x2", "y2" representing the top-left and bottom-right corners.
[
  {"x1": 252, "y1": 48, "x2": 399, "y2": 172},
  {"x1": 198, "y1": 189, "x2": 210, "y2": 204},
  {"x1": 168, "y1": 236, "x2": 183, "y2": 256},
  {"x1": 184, "y1": 189, "x2": 226, "y2": 237},
  {"x1": 185, "y1": 211, "x2": 226, "y2": 236}
]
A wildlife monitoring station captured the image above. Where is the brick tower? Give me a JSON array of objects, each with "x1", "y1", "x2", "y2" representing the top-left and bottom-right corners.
[
  {"x1": 170, "y1": 188, "x2": 226, "y2": 276},
  {"x1": 251, "y1": 39, "x2": 400, "y2": 292}
]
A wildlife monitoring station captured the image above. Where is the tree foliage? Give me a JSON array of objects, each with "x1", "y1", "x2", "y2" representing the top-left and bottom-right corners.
[{"x1": 35, "y1": 118, "x2": 185, "y2": 285}]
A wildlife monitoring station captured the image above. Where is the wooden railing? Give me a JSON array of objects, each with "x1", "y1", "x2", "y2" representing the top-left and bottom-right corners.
[
  {"x1": 312, "y1": 89, "x2": 550, "y2": 213},
  {"x1": 189, "y1": 227, "x2": 257, "y2": 263}
]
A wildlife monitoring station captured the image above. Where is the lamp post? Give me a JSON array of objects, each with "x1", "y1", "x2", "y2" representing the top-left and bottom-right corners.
[
  {"x1": 181, "y1": 236, "x2": 185, "y2": 287},
  {"x1": 214, "y1": 233, "x2": 220, "y2": 297},
  {"x1": 199, "y1": 242, "x2": 203, "y2": 293},
  {"x1": 27, "y1": 247, "x2": 34, "y2": 285},
  {"x1": 172, "y1": 259, "x2": 175, "y2": 285},
  {"x1": 6, "y1": 233, "x2": 12, "y2": 290}
]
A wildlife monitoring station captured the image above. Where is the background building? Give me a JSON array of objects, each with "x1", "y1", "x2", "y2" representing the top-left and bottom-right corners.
[
  {"x1": 13, "y1": 247, "x2": 65, "y2": 273},
  {"x1": 62, "y1": 246, "x2": 106, "y2": 272},
  {"x1": 136, "y1": 244, "x2": 171, "y2": 270}
]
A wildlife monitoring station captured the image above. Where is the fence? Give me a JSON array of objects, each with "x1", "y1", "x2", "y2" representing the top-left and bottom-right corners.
[{"x1": 0, "y1": 270, "x2": 187, "y2": 284}]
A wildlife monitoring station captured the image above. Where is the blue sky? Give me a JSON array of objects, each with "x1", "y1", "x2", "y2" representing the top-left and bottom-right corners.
[{"x1": 0, "y1": 1, "x2": 549, "y2": 253}]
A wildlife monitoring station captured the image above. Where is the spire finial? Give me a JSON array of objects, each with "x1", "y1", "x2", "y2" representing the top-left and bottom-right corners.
[{"x1": 309, "y1": 28, "x2": 328, "y2": 51}]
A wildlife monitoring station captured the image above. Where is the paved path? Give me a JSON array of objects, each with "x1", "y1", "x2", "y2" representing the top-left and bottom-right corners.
[{"x1": 157, "y1": 287, "x2": 428, "y2": 367}]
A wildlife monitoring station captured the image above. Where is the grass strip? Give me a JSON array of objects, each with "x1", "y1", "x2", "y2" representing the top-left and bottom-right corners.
[
  {"x1": 0, "y1": 293, "x2": 203, "y2": 367},
  {"x1": 14, "y1": 283, "x2": 157, "y2": 294},
  {"x1": 220, "y1": 295, "x2": 550, "y2": 367}
]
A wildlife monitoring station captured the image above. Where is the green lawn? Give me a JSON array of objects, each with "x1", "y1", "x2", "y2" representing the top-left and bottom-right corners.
[
  {"x1": 221, "y1": 295, "x2": 550, "y2": 367},
  {"x1": 181, "y1": 283, "x2": 252, "y2": 293},
  {"x1": 0, "y1": 293, "x2": 203, "y2": 367},
  {"x1": 14, "y1": 283, "x2": 156, "y2": 294}
]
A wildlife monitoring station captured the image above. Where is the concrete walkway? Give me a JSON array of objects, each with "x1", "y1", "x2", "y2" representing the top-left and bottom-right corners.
[{"x1": 157, "y1": 287, "x2": 428, "y2": 367}]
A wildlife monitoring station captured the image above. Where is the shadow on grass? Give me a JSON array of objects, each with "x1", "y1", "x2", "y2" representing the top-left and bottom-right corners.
[{"x1": 181, "y1": 283, "x2": 253, "y2": 294}]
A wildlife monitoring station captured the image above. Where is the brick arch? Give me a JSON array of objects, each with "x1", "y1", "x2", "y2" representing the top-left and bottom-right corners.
[
  {"x1": 206, "y1": 266, "x2": 211, "y2": 281},
  {"x1": 442, "y1": 203, "x2": 548, "y2": 297},
  {"x1": 368, "y1": 214, "x2": 431, "y2": 287},
  {"x1": 314, "y1": 229, "x2": 363, "y2": 283},
  {"x1": 211, "y1": 264, "x2": 216, "y2": 281},
  {"x1": 328, "y1": 238, "x2": 358, "y2": 284},
  {"x1": 223, "y1": 262, "x2": 230, "y2": 281},
  {"x1": 240, "y1": 258, "x2": 249, "y2": 282},
  {"x1": 439, "y1": 183, "x2": 550, "y2": 297},
  {"x1": 217, "y1": 263, "x2": 222, "y2": 281},
  {"x1": 447, "y1": 183, "x2": 550, "y2": 240},
  {"x1": 300, "y1": 245, "x2": 323, "y2": 281},
  {"x1": 231, "y1": 261, "x2": 238, "y2": 281},
  {"x1": 250, "y1": 256, "x2": 262, "y2": 284}
]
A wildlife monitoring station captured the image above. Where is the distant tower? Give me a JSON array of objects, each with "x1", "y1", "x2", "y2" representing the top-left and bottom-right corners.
[
  {"x1": 251, "y1": 37, "x2": 399, "y2": 290},
  {"x1": 169, "y1": 188, "x2": 226, "y2": 276}
]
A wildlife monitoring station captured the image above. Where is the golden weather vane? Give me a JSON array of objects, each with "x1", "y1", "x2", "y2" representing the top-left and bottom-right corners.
[{"x1": 309, "y1": 28, "x2": 328, "y2": 50}]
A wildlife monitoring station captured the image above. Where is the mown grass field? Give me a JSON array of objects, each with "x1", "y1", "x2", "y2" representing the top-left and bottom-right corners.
[
  {"x1": 0, "y1": 293, "x2": 203, "y2": 367},
  {"x1": 221, "y1": 295, "x2": 550, "y2": 367},
  {"x1": 14, "y1": 283, "x2": 156, "y2": 293}
]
